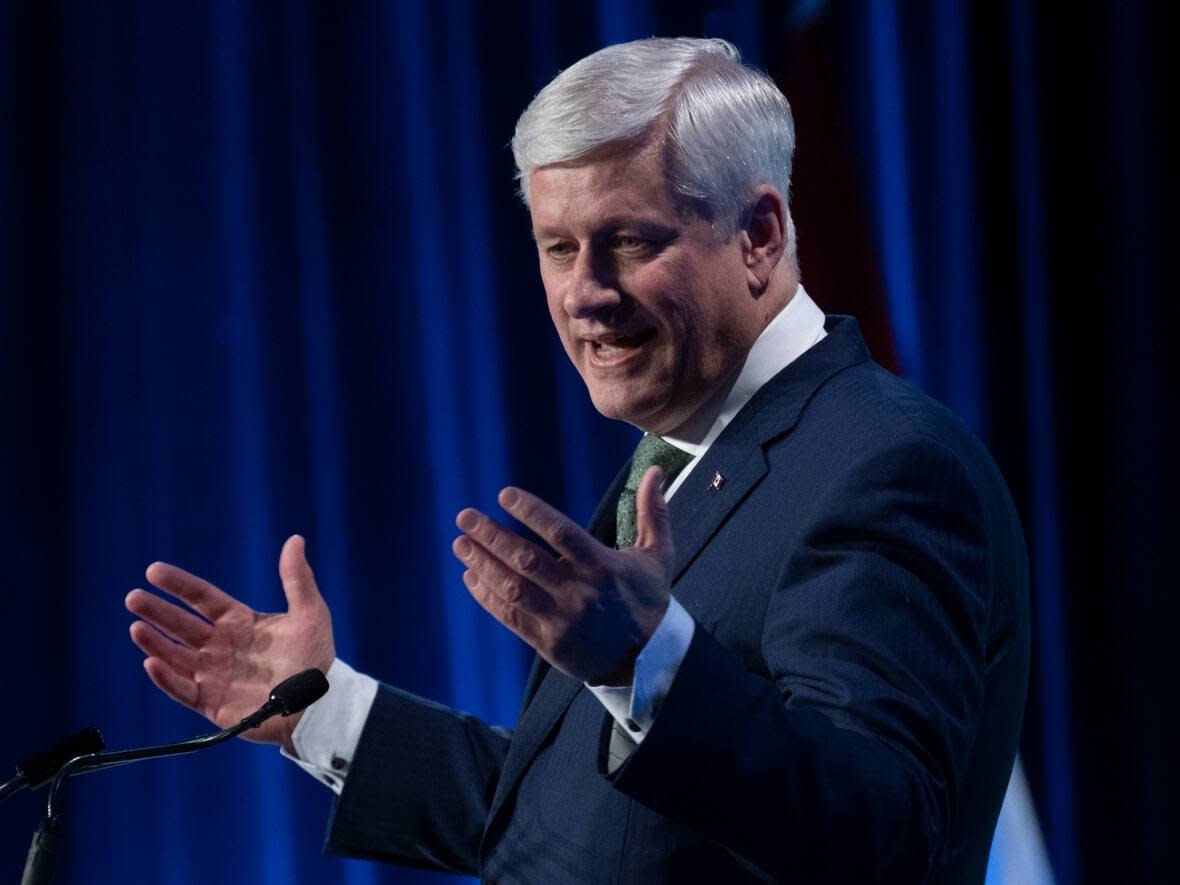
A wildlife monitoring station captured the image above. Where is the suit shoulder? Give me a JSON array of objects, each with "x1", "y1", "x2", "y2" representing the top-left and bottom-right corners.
[
  {"x1": 801, "y1": 358, "x2": 988, "y2": 463},
  {"x1": 786, "y1": 358, "x2": 1025, "y2": 565}
]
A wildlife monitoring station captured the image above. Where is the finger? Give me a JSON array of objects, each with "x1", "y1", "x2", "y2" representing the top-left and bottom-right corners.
[
  {"x1": 142, "y1": 656, "x2": 200, "y2": 709},
  {"x1": 496, "y1": 487, "x2": 603, "y2": 566},
  {"x1": 455, "y1": 509, "x2": 566, "y2": 591},
  {"x1": 462, "y1": 568, "x2": 545, "y2": 647},
  {"x1": 634, "y1": 466, "x2": 674, "y2": 561},
  {"x1": 129, "y1": 620, "x2": 199, "y2": 678},
  {"x1": 125, "y1": 588, "x2": 214, "y2": 648},
  {"x1": 278, "y1": 535, "x2": 322, "y2": 612},
  {"x1": 145, "y1": 562, "x2": 238, "y2": 621},
  {"x1": 452, "y1": 535, "x2": 554, "y2": 613}
]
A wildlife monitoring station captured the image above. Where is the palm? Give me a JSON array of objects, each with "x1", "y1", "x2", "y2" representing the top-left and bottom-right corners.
[
  {"x1": 208, "y1": 608, "x2": 333, "y2": 742},
  {"x1": 126, "y1": 536, "x2": 334, "y2": 748}
]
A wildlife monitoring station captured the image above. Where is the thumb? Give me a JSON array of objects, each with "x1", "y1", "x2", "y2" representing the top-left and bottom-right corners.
[
  {"x1": 278, "y1": 534, "x2": 322, "y2": 611},
  {"x1": 634, "y1": 466, "x2": 674, "y2": 561}
]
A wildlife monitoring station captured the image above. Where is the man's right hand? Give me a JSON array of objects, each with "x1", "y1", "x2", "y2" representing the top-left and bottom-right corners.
[{"x1": 125, "y1": 534, "x2": 335, "y2": 753}]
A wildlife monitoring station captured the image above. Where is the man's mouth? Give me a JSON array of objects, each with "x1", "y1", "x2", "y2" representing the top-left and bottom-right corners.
[{"x1": 587, "y1": 329, "x2": 657, "y2": 365}]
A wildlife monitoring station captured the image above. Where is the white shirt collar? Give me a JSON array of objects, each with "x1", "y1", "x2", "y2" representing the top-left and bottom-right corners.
[{"x1": 661, "y1": 284, "x2": 827, "y2": 498}]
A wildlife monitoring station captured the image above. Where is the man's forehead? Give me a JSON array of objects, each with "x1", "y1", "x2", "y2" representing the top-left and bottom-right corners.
[{"x1": 528, "y1": 148, "x2": 682, "y2": 234}]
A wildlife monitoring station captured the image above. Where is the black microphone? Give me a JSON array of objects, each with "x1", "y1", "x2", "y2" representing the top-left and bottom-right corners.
[
  {"x1": 21, "y1": 668, "x2": 328, "y2": 885},
  {"x1": 250, "y1": 667, "x2": 331, "y2": 721},
  {"x1": 0, "y1": 727, "x2": 105, "y2": 803}
]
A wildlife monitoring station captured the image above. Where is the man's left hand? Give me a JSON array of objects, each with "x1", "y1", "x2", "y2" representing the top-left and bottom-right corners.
[{"x1": 452, "y1": 466, "x2": 673, "y2": 686}]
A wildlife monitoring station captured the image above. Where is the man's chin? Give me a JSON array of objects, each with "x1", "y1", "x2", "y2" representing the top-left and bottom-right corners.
[{"x1": 587, "y1": 388, "x2": 676, "y2": 434}]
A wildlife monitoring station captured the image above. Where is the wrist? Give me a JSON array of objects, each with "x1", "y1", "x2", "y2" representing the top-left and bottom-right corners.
[
  {"x1": 593, "y1": 654, "x2": 639, "y2": 688},
  {"x1": 278, "y1": 712, "x2": 302, "y2": 756},
  {"x1": 593, "y1": 601, "x2": 669, "y2": 686}
]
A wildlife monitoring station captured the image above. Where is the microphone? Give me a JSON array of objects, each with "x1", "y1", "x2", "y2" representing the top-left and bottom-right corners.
[
  {"x1": 247, "y1": 667, "x2": 331, "y2": 722},
  {"x1": 21, "y1": 668, "x2": 328, "y2": 885},
  {"x1": 0, "y1": 727, "x2": 105, "y2": 803}
]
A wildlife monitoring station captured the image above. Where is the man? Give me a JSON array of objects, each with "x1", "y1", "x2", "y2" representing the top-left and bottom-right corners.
[{"x1": 126, "y1": 38, "x2": 1029, "y2": 883}]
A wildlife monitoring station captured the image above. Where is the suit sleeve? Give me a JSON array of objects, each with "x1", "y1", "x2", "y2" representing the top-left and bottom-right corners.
[
  {"x1": 606, "y1": 434, "x2": 992, "y2": 883},
  {"x1": 325, "y1": 683, "x2": 512, "y2": 875}
]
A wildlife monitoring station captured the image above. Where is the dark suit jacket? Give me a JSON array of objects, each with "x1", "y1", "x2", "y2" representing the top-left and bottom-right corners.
[{"x1": 324, "y1": 317, "x2": 1030, "y2": 884}]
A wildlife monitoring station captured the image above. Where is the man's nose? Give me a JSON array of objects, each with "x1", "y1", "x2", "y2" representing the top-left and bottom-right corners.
[{"x1": 563, "y1": 251, "x2": 621, "y2": 319}]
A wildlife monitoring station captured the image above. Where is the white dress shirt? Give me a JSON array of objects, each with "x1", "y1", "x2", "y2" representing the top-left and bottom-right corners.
[{"x1": 285, "y1": 286, "x2": 827, "y2": 793}]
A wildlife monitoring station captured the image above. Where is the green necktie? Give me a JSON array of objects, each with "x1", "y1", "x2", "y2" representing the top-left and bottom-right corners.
[{"x1": 615, "y1": 434, "x2": 693, "y2": 549}]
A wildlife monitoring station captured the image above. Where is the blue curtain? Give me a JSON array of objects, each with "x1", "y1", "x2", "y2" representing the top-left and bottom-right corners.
[
  {"x1": 822, "y1": 2, "x2": 1172, "y2": 883},
  {"x1": 2, "y1": 2, "x2": 1171, "y2": 883}
]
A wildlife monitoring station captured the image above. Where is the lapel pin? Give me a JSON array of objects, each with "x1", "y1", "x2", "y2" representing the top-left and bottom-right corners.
[{"x1": 709, "y1": 471, "x2": 726, "y2": 491}]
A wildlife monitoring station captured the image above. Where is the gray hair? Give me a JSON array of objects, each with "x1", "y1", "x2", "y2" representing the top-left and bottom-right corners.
[{"x1": 511, "y1": 37, "x2": 796, "y2": 238}]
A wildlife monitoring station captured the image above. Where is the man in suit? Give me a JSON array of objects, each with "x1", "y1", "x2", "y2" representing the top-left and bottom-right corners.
[{"x1": 126, "y1": 38, "x2": 1029, "y2": 883}]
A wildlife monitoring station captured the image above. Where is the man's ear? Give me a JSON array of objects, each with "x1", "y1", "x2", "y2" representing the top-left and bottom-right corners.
[{"x1": 741, "y1": 187, "x2": 787, "y2": 296}]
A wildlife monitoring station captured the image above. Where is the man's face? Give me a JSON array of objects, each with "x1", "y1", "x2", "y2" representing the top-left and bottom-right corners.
[{"x1": 529, "y1": 146, "x2": 765, "y2": 435}]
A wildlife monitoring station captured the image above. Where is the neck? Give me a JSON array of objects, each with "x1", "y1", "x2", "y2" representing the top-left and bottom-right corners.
[{"x1": 757, "y1": 259, "x2": 800, "y2": 331}]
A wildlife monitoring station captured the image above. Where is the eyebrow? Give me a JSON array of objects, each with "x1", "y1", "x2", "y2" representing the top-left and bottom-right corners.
[{"x1": 532, "y1": 217, "x2": 676, "y2": 241}]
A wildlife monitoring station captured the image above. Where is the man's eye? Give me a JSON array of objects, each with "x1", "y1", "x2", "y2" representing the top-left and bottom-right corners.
[
  {"x1": 611, "y1": 236, "x2": 647, "y2": 251},
  {"x1": 546, "y1": 242, "x2": 576, "y2": 259}
]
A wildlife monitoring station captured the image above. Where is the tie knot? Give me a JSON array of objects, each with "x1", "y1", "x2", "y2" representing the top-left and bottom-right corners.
[
  {"x1": 615, "y1": 435, "x2": 692, "y2": 549},
  {"x1": 625, "y1": 434, "x2": 693, "y2": 493}
]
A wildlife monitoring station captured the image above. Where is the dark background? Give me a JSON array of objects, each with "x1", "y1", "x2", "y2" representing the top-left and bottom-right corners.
[{"x1": 1, "y1": 1, "x2": 1174, "y2": 883}]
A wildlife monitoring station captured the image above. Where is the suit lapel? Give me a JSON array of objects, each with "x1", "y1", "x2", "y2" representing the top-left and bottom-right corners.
[
  {"x1": 667, "y1": 432, "x2": 768, "y2": 583},
  {"x1": 485, "y1": 665, "x2": 581, "y2": 828}
]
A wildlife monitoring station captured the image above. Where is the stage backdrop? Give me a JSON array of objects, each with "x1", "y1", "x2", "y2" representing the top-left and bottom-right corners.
[{"x1": 1, "y1": 1, "x2": 1172, "y2": 884}]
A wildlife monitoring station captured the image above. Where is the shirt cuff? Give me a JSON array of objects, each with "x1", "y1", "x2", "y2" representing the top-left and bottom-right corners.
[
  {"x1": 279, "y1": 657, "x2": 378, "y2": 795},
  {"x1": 585, "y1": 597, "x2": 695, "y2": 743}
]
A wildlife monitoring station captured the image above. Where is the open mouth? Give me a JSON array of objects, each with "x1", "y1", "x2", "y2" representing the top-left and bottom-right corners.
[{"x1": 589, "y1": 329, "x2": 657, "y2": 363}]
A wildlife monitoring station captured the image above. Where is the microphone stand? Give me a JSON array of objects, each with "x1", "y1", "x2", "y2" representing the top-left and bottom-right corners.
[
  {"x1": 21, "y1": 668, "x2": 327, "y2": 885},
  {"x1": 0, "y1": 728, "x2": 105, "y2": 804},
  {"x1": 21, "y1": 716, "x2": 265, "y2": 885}
]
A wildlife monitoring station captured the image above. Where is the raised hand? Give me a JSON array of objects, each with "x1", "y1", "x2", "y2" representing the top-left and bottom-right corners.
[
  {"x1": 452, "y1": 466, "x2": 674, "y2": 686},
  {"x1": 125, "y1": 535, "x2": 335, "y2": 751}
]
